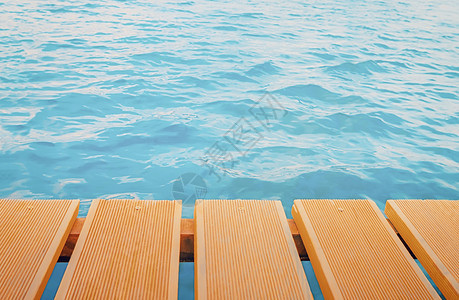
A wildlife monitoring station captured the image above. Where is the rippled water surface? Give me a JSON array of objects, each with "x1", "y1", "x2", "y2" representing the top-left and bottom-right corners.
[{"x1": 1, "y1": 0, "x2": 458, "y2": 298}]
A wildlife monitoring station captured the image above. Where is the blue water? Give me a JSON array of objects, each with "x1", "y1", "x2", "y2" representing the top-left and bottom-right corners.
[{"x1": 1, "y1": 0, "x2": 458, "y2": 298}]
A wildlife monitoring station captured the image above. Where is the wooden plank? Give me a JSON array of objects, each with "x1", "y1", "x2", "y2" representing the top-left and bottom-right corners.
[
  {"x1": 0, "y1": 199, "x2": 79, "y2": 299},
  {"x1": 292, "y1": 199, "x2": 439, "y2": 299},
  {"x1": 58, "y1": 218, "x2": 85, "y2": 262},
  {"x1": 55, "y1": 199, "x2": 181, "y2": 300},
  {"x1": 386, "y1": 200, "x2": 458, "y2": 299},
  {"x1": 180, "y1": 218, "x2": 194, "y2": 262},
  {"x1": 59, "y1": 218, "x2": 418, "y2": 262},
  {"x1": 59, "y1": 218, "x2": 309, "y2": 262},
  {"x1": 194, "y1": 200, "x2": 312, "y2": 300}
]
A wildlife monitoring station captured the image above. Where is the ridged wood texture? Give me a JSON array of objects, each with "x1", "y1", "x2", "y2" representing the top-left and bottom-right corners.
[
  {"x1": 55, "y1": 199, "x2": 181, "y2": 300},
  {"x1": 194, "y1": 200, "x2": 312, "y2": 300},
  {"x1": 0, "y1": 199, "x2": 79, "y2": 300},
  {"x1": 292, "y1": 199, "x2": 439, "y2": 300},
  {"x1": 385, "y1": 200, "x2": 458, "y2": 299}
]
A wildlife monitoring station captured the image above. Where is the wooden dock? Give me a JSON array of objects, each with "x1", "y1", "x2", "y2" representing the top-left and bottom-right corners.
[{"x1": 0, "y1": 199, "x2": 457, "y2": 299}]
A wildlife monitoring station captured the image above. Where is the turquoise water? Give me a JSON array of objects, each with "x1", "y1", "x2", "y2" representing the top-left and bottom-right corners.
[{"x1": 1, "y1": 0, "x2": 458, "y2": 298}]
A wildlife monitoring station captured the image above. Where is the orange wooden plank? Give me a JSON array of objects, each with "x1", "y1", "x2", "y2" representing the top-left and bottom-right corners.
[
  {"x1": 386, "y1": 200, "x2": 458, "y2": 299},
  {"x1": 55, "y1": 199, "x2": 181, "y2": 300},
  {"x1": 0, "y1": 199, "x2": 79, "y2": 300},
  {"x1": 59, "y1": 218, "x2": 310, "y2": 262},
  {"x1": 59, "y1": 218, "x2": 85, "y2": 261},
  {"x1": 293, "y1": 199, "x2": 439, "y2": 299},
  {"x1": 194, "y1": 200, "x2": 312, "y2": 300},
  {"x1": 180, "y1": 218, "x2": 194, "y2": 262}
]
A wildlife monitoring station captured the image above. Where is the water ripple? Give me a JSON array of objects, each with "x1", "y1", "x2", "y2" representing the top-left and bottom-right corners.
[{"x1": 1, "y1": 1, "x2": 458, "y2": 297}]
